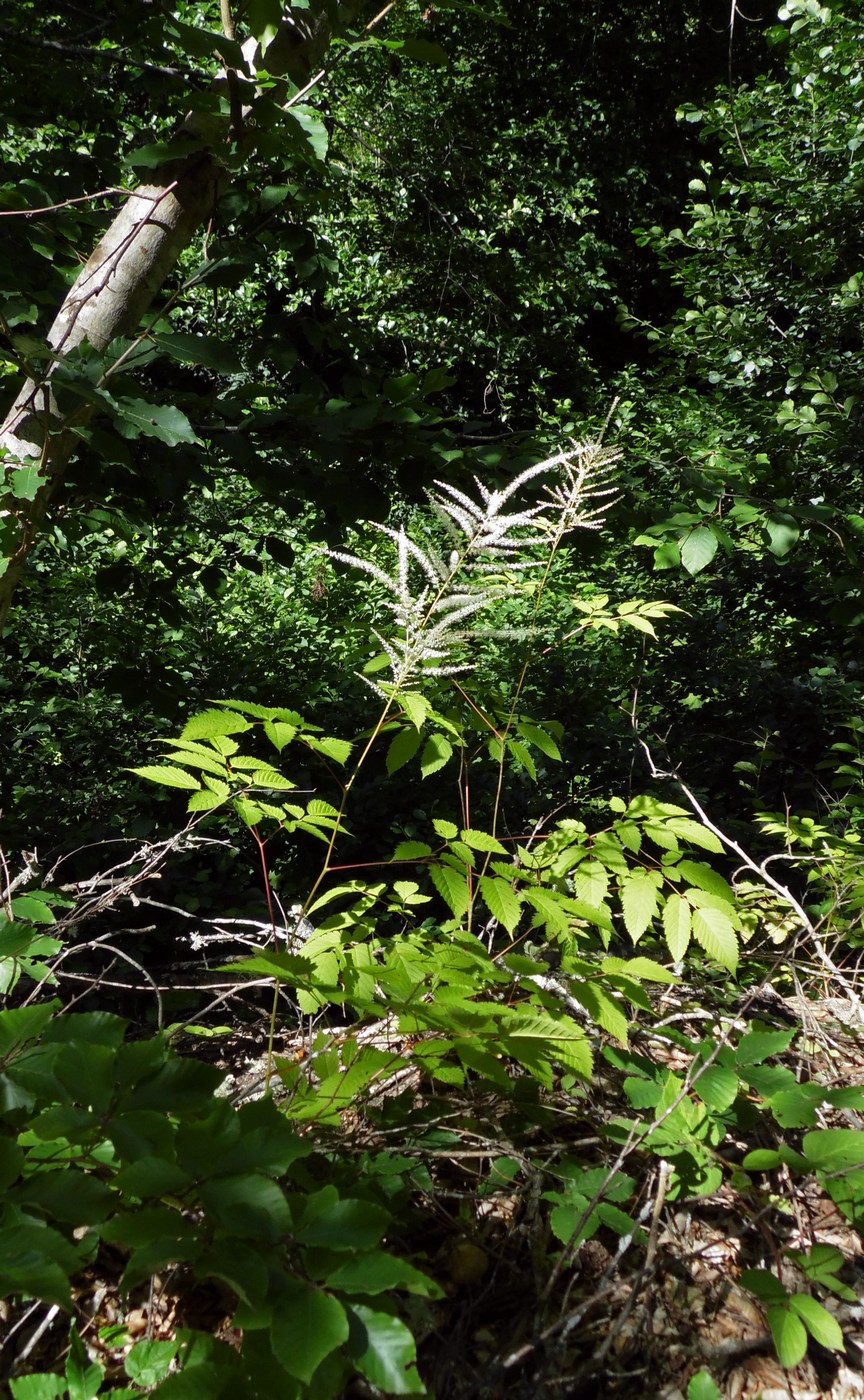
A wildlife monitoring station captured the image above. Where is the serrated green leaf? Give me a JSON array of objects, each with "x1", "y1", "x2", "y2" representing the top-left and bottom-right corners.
[
  {"x1": 621, "y1": 611, "x2": 656, "y2": 637},
  {"x1": 504, "y1": 1012, "x2": 592, "y2": 1077},
  {"x1": 523, "y1": 886, "x2": 571, "y2": 935},
  {"x1": 181, "y1": 709, "x2": 251, "y2": 740},
  {"x1": 571, "y1": 860, "x2": 609, "y2": 905},
  {"x1": 305, "y1": 735, "x2": 353, "y2": 765},
  {"x1": 186, "y1": 789, "x2": 225, "y2": 811},
  {"x1": 692, "y1": 906, "x2": 738, "y2": 972},
  {"x1": 159, "y1": 747, "x2": 228, "y2": 778},
  {"x1": 245, "y1": 766, "x2": 296, "y2": 791},
  {"x1": 393, "y1": 840, "x2": 432, "y2": 860},
  {"x1": 460, "y1": 828, "x2": 508, "y2": 854},
  {"x1": 677, "y1": 860, "x2": 735, "y2": 904},
  {"x1": 621, "y1": 874, "x2": 659, "y2": 942},
  {"x1": 616, "y1": 820, "x2": 642, "y2": 853},
  {"x1": 433, "y1": 818, "x2": 458, "y2": 839},
  {"x1": 662, "y1": 893, "x2": 691, "y2": 960},
  {"x1": 233, "y1": 798, "x2": 265, "y2": 825},
  {"x1": 667, "y1": 818, "x2": 724, "y2": 853},
  {"x1": 429, "y1": 863, "x2": 470, "y2": 918},
  {"x1": 264, "y1": 719, "x2": 298, "y2": 751},
  {"x1": 129, "y1": 765, "x2": 201, "y2": 791},
  {"x1": 478, "y1": 876, "x2": 522, "y2": 934},
  {"x1": 420, "y1": 732, "x2": 453, "y2": 777},
  {"x1": 574, "y1": 982, "x2": 629, "y2": 1044},
  {"x1": 601, "y1": 955, "x2": 678, "y2": 984},
  {"x1": 643, "y1": 821, "x2": 680, "y2": 851},
  {"x1": 400, "y1": 691, "x2": 431, "y2": 730}
]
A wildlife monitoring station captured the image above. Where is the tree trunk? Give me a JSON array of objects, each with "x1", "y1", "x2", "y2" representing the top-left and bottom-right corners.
[
  {"x1": 0, "y1": 156, "x2": 221, "y2": 628},
  {"x1": 0, "y1": 1, "x2": 369, "y2": 631}
]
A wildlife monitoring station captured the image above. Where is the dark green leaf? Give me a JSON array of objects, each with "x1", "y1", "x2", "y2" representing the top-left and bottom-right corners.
[{"x1": 270, "y1": 1281, "x2": 349, "y2": 1383}]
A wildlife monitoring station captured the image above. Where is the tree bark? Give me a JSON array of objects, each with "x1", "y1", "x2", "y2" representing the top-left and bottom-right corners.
[
  {"x1": 0, "y1": 1, "x2": 369, "y2": 631},
  {"x1": 0, "y1": 156, "x2": 221, "y2": 628}
]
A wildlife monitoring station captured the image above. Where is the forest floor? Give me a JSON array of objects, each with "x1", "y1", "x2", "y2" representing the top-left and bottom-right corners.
[{"x1": 3, "y1": 856, "x2": 864, "y2": 1399}]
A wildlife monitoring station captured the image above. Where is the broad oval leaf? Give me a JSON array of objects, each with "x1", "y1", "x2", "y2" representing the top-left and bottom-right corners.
[
  {"x1": 681, "y1": 525, "x2": 719, "y2": 575},
  {"x1": 112, "y1": 397, "x2": 199, "y2": 447},
  {"x1": 270, "y1": 1282, "x2": 349, "y2": 1383},
  {"x1": 10, "y1": 895, "x2": 55, "y2": 925},
  {"x1": 349, "y1": 1303, "x2": 425, "y2": 1395},
  {"x1": 695, "y1": 1064, "x2": 739, "y2": 1112},
  {"x1": 801, "y1": 1128, "x2": 864, "y2": 1171},
  {"x1": 766, "y1": 1303, "x2": 807, "y2": 1369},
  {"x1": 787, "y1": 1294, "x2": 844, "y2": 1351},
  {"x1": 515, "y1": 721, "x2": 562, "y2": 761},
  {"x1": 764, "y1": 513, "x2": 800, "y2": 558}
]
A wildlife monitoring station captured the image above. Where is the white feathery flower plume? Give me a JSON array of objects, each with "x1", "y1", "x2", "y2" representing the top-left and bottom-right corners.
[{"x1": 327, "y1": 424, "x2": 621, "y2": 696}]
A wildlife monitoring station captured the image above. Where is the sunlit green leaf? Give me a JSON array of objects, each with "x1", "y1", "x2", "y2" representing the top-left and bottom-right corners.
[
  {"x1": 621, "y1": 874, "x2": 659, "y2": 941},
  {"x1": 767, "y1": 1304, "x2": 807, "y2": 1368},
  {"x1": 691, "y1": 906, "x2": 738, "y2": 972}
]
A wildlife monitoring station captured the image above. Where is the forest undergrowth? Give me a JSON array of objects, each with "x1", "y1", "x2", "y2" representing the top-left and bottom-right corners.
[{"x1": 2, "y1": 429, "x2": 864, "y2": 1399}]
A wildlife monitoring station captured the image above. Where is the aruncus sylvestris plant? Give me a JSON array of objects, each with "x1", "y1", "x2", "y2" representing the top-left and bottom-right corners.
[
  {"x1": 327, "y1": 433, "x2": 621, "y2": 697},
  {"x1": 128, "y1": 422, "x2": 645, "y2": 1076},
  {"x1": 11, "y1": 423, "x2": 863, "y2": 1396},
  {"x1": 93, "y1": 417, "x2": 729, "y2": 1392}
]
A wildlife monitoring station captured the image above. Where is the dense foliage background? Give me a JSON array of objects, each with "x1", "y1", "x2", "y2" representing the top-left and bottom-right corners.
[{"x1": 1, "y1": 1, "x2": 863, "y2": 1395}]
